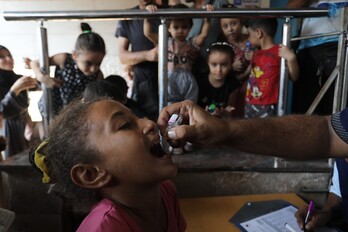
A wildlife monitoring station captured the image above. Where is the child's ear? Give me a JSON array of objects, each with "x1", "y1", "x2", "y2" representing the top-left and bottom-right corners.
[
  {"x1": 72, "y1": 50, "x2": 78, "y2": 61},
  {"x1": 70, "y1": 164, "x2": 113, "y2": 189},
  {"x1": 256, "y1": 28, "x2": 263, "y2": 39}
]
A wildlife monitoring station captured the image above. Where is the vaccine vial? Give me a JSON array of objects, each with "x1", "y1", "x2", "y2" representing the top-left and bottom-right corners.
[{"x1": 161, "y1": 114, "x2": 183, "y2": 155}]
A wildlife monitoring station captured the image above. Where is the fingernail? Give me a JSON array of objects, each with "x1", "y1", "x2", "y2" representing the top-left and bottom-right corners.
[{"x1": 168, "y1": 129, "x2": 176, "y2": 139}]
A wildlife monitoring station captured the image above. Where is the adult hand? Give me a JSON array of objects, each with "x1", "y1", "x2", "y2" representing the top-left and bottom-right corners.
[
  {"x1": 295, "y1": 205, "x2": 331, "y2": 231},
  {"x1": 146, "y1": 46, "x2": 158, "y2": 62},
  {"x1": 146, "y1": 4, "x2": 157, "y2": 13},
  {"x1": 203, "y1": 4, "x2": 214, "y2": 11},
  {"x1": 157, "y1": 100, "x2": 228, "y2": 146},
  {"x1": 10, "y1": 76, "x2": 38, "y2": 96}
]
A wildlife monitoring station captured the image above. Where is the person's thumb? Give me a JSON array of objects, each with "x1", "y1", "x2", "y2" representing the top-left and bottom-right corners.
[
  {"x1": 167, "y1": 124, "x2": 196, "y2": 142},
  {"x1": 305, "y1": 215, "x2": 320, "y2": 231}
]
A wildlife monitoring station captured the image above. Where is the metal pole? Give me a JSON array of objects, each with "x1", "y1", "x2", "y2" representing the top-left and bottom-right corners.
[
  {"x1": 339, "y1": 7, "x2": 348, "y2": 110},
  {"x1": 3, "y1": 8, "x2": 329, "y2": 21},
  {"x1": 274, "y1": 18, "x2": 291, "y2": 169},
  {"x1": 333, "y1": 7, "x2": 347, "y2": 113},
  {"x1": 277, "y1": 17, "x2": 291, "y2": 117},
  {"x1": 38, "y1": 21, "x2": 52, "y2": 137},
  {"x1": 158, "y1": 18, "x2": 168, "y2": 112},
  {"x1": 306, "y1": 67, "x2": 339, "y2": 115},
  {"x1": 291, "y1": 31, "x2": 341, "y2": 41}
]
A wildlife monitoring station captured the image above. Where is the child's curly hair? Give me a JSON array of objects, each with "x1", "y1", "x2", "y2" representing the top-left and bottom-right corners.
[{"x1": 29, "y1": 98, "x2": 105, "y2": 211}]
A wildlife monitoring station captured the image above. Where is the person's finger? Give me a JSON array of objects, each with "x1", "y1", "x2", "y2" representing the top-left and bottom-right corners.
[
  {"x1": 158, "y1": 101, "x2": 192, "y2": 127},
  {"x1": 295, "y1": 206, "x2": 306, "y2": 229},
  {"x1": 167, "y1": 124, "x2": 196, "y2": 142},
  {"x1": 305, "y1": 220, "x2": 315, "y2": 231}
]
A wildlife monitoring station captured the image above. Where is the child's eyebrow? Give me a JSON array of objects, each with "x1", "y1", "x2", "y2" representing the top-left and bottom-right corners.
[{"x1": 110, "y1": 111, "x2": 126, "y2": 123}]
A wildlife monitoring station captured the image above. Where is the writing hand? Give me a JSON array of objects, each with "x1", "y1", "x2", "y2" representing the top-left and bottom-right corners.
[{"x1": 295, "y1": 205, "x2": 331, "y2": 231}]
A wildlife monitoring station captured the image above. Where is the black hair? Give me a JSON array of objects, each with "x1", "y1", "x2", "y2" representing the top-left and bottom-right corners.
[
  {"x1": 166, "y1": 4, "x2": 193, "y2": 28},
  {"x1": 245, "y1": 18, "x2": 278, "y2": 38},
  {"x1": 83, "y1": 79, "x2": 126, "y2": 102},
  {"x1": 28, "y1": 99, "x2": 104, "y2": 211},
  {"x1": 75, "y1": 22, "x2": 106, "y2": 54},
  {"x1": 105, "y1": 75, "x2": 128, "y2": 95},
  {"x1": 0, "y1": 45, "x2": 11, "y2": 59},
  {"x1": 220, "y1": 4, "x2": 245, "y2": 24},
  {"x1": 207, "y1": 42, "x2": 235, "y2": 62},
  {"x1": 0, "y1": 45, "x2": 9, "y2": 53}
]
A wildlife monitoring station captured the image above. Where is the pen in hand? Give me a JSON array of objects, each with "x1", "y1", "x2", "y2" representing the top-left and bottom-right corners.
[{"x1": 303, "y1": 200, "x2": 314, "y2": 232}]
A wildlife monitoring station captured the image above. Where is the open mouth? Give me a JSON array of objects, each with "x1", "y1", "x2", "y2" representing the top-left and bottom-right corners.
[{"x1": 150, "y1": 142, "x2": 167, "y2": 158}]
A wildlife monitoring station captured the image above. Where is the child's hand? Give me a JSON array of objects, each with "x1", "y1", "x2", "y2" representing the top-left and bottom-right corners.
[
  {"x1": 36, "y1": 73, "x2": 57, "y2": 88},
  {"x1": 232, "y1": 58, "x2": 244, "y2": 72},
  {"x1": 203, "y1": 4, "x2": 214, "y2": 11},
  {"x1": 244, "y1": 50, "x2": 254, "y2": 61},
  {"x1": 146, "y1": 4, "x2": 157, "y2": 13},
  {"x1": 23, "y1": 57, "x2": 31, "y2": 69},
  {"x1": 186, "y1": 46, "x2": 199, "y2": 62},
  {"x1": 10, "y1": 76, "x2": 38, "y2": 96},
  {"x1": 278, "y1": 44, "x2": 296, "y2": 62}
]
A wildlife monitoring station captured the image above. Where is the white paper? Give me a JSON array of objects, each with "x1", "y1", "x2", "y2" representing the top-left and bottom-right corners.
[
  {"x1": 240, "y1": 205, "x2": 302, "y2": 232},
  {"x1": 239, "y1": 206, "x2": 340, "y2": 232}
]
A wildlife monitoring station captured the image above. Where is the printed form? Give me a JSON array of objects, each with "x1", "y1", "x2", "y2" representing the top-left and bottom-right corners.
[{"x1": 240, "y1": 205, "x2": 301, "y2": 232}]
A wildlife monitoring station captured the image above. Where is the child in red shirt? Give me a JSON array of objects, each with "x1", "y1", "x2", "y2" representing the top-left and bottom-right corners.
[{"x1": 244, "y1": 18, "x2": 299, "y2": 118}]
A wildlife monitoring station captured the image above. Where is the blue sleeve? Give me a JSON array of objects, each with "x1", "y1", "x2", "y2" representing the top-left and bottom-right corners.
[{"x1": 331, "y1": 108, "x2": 348, "y2": 144}]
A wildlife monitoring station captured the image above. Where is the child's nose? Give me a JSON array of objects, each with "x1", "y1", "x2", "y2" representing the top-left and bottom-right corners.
[
  {"x1": 141, "y1": 119, "x2": 158, "y2": 135},
  {"x1": 90, "y1": 65, "x2": 99, "y2": 73}
]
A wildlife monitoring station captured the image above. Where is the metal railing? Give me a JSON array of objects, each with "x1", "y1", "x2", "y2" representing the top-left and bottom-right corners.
[{"x1": 3, "y1": 8, "x2": 328, "y2": 21}]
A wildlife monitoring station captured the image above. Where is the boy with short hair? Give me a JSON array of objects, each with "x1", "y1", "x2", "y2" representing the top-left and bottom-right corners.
[{"x1": 244, "y1": 18, "x2": 299, "y2": 118}]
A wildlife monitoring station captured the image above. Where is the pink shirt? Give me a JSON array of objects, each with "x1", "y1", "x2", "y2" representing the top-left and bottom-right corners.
[{"x1": 77, "y1": 180, "x2": 186, "y2": 232}]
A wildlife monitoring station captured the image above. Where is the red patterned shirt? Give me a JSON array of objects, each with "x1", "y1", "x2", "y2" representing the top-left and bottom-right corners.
[{"x1": 246, "y1": 45, "x2": 280, "y2": 105}]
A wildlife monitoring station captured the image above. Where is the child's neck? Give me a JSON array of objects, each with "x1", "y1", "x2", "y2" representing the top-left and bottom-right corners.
[
  {"x1": 259, "y1": 37, "x2": 276, "y2": 50},
  {"x1": 102, "y1": 183, "x2": 167, "y2": 231},
  {"x1": 228, "y1": 34, "x2": 248, "y2": 49},
  {"x1": 174, "y1": 38, "x2": 187, "y2": 44},
  {"x1": 208, "y1": 74, "x2": 225, "y2": 88}
]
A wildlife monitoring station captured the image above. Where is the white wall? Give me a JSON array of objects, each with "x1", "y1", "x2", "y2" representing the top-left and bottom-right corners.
[{"x1": 0, "y1": 0, "x2": 138, "y2": 77}]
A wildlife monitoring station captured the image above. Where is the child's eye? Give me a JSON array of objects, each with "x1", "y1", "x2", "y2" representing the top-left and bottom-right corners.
[{"x1": 119, "y1": 122, "x2": 131, "y2": 130}]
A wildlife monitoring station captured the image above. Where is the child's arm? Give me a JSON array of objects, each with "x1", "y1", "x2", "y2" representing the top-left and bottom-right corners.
[
  {"x1": 30, "y1": 53, "x2": 67, "y2": 88},
  {"x1": 192, "y1": 18, "x2": 210, "y2": 48},
  {"x1": 278, "y1": 45, "x2": 299, "y2": 82},
  {"x1": 192, "y1": 5, "x2": 212, "y2": 47},
  {"x1": 144, "y1": 4, "x2": 159, "y2": 45},
  {"x1": 235, "y1": 64, "x2": 252, "y2": 81}
]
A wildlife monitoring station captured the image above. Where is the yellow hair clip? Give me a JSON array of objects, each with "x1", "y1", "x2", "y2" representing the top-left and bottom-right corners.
[{"x1": 34, "y1": 140, "x2": 51, "y2": 183}]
